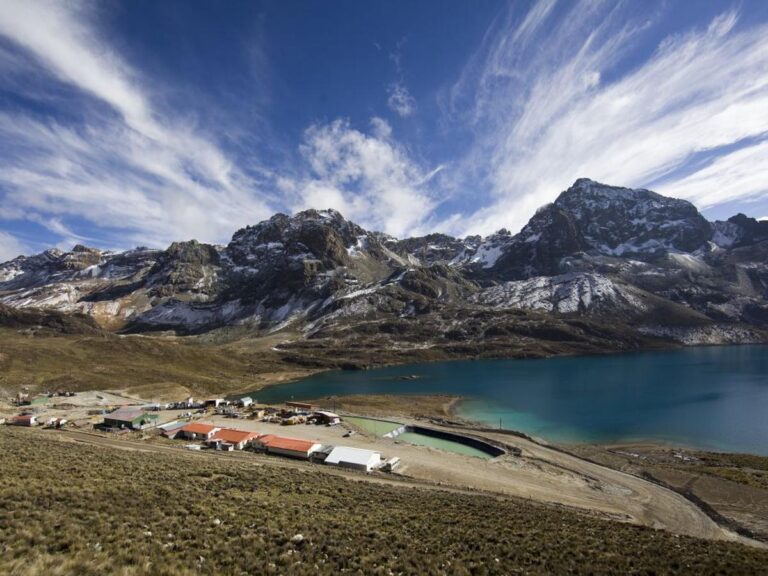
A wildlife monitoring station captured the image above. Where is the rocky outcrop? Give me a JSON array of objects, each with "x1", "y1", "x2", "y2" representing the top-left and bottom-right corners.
[
  {"x1": 1, "y1": 180, "x2": 766, "y2": 348},
  {"x1": 482, "y1": 179, "x2": 713, "y2": 280}
]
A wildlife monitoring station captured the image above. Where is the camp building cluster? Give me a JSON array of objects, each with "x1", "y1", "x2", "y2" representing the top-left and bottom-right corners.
[{"x1": 6, "y1": 396, "x2": 398, "y2": 474}]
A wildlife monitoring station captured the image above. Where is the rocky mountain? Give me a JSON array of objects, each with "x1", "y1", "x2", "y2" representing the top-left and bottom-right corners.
[
  {"x1": 1, "y1": 179, "x2": 767, "y2": 364},
  {"x1": 478, "y1": 178, "x2": 713, "y2": 279}
]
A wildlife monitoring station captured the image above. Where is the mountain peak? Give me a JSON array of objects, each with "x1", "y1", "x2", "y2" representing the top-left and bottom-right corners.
[{"x1": 482, "y1": 180, "x2": 713, "y2": 279}]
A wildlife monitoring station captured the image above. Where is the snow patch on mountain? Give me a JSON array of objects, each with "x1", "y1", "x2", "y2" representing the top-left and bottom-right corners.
[
  {"x1": 474, "y1": 272, "x2": 647, "y2": 314},
  {"x1": 711, "y1": 221, "x2": 741, "y2": 248},
  {"x1": 470, "y1": 244, "x2": 504, "y2": 268},
  {"x1": 638, "y1": 324, "x2": 763, "y2": 345}
]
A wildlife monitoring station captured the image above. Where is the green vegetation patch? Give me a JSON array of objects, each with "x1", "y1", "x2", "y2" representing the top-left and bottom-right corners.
[{"x1": 693, "y1": 452, "x2": 768, "y2": 490}]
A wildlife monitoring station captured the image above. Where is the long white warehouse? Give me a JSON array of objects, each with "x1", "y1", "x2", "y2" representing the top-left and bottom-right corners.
[{"x1": 324, "y1": 446, "x2": 382, "y2": 472}]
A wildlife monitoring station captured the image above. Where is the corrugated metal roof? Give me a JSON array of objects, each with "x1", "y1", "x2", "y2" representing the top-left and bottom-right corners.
[
  {"x1": 159, "y1": 421, "x2": 186, "y2": 431},
  {"x1": 182, "y1": 422, "x2": 219, "y2": 435},
  {"x1": 105, "y1": 407, "x2": 148, "y2": 422},
  {"x1": 325, "y1": 446, "x2": 381, "y2": 466},
  {"x1": 258, "y1": 435, "x2": 318, "y2": 453}
]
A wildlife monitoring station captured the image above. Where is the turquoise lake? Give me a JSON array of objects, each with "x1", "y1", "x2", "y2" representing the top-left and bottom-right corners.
[{"x1": 254, "y1": 345, "x2": 768, "y2": 455}]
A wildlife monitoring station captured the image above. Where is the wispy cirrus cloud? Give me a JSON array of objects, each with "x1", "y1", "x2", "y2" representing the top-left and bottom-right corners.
[
  {"x1": 386, "y1": 38, "x2": 417, "y2": 118},
  {"x1": 2, "y1": 0, "x2": 767, "y2": 256},
  {"x1": 0, "y1": 0, "x2": 274, "y2": 249},
  {"x1": 445, "y1": 0, "x2": 768, "y2": 236}
]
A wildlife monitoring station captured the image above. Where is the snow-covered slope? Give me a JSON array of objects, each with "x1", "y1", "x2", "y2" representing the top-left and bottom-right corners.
[
  {"x1": 473, "y1": 272, "x2": 647, "y2": 314},
  {"x1": 481, "y1": 179, "x2": 713, "y2": 280},
  {"x1": 1, "y1": 180, "x2": 767, "y2": 344}
]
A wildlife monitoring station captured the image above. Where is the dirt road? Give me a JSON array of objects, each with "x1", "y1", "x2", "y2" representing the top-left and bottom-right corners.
[{"x1": 50, "y1": 422, "x2": 764, "y2": 548}]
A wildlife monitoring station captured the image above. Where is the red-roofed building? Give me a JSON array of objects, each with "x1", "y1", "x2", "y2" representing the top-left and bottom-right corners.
[
  {"x1": 180, "y1": 422, "x2": 220, "y2": 441},
  {"x1": 255, "y1": 434, "x2": 321, "y2": 459},
  {"x1": 208, "y1": 428, "x2": 260, "y2": 450},
  {"x1": 10, "y1": 414, "x2": 38, "y2": 427}
]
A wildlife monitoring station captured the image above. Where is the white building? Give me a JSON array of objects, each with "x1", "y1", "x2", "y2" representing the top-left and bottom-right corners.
[
  {"x1": 324, "y1": 446, "x2": 381, "y2": 472},
  {"x1": 238, "y1": 396, "x2": 253, "y2": 407}
]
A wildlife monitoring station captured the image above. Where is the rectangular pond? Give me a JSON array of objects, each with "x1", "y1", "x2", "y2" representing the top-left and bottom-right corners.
[{"x1": 343, "y1": 416, "x2": 500, "y2": 459}]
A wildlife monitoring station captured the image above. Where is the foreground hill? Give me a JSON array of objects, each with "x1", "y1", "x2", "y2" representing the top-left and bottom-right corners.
[
  {"x1": 1, "y1": 178, "x2": 767, "y2": 386},
  {"x1": 1, "y1": 428, "x2": 766, "y2": 575}
]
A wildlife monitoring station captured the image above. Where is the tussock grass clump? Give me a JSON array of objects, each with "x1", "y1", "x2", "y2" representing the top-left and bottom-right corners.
[{"x1": 1, "y1": 428, "x2": 767, "y2": 575}]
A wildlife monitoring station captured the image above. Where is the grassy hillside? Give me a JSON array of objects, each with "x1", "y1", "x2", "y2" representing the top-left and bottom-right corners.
[
  {"x1": 0, "y1": 328, "x2": 307, "y2": 397},
  {"x1": 1, "y1": 428, "x2": 766, "y2": 575}
]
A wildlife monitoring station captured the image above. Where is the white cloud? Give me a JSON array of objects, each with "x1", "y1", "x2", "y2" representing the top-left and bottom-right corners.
[
  {"x1": 291, "y1": 118, "x2": 438, "y2": 237},
  {"x1": 387, "y1": 82, "x2": 416, "y2": 117},
  {"x1": 0, "y1": 0, "x2": 273, "y2": 248},
  {"x1": 446, "y1": 1, "x2": 768, "y2": 236},
  {"x1": 0, "y1": 231, "x2": 27, "y2": 261},
  {"x1": 657, "y1": 140, "x2": 768, "y2": 208}
]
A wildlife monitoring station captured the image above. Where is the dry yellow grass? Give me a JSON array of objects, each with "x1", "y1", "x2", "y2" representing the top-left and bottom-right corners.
[{"x1": 1, "y1": 427, "x2": 767, "y2": 575}]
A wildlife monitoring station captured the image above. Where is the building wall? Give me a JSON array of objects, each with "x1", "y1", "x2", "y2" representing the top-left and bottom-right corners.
[
  {"x1": 103, "y1": 418, "x2": 130, "y2": 429},
  {"x1": 267, "y1": 447, "x2": 310, "y2": 459},
  {"x1": 12, "y1": 418, "x2": 36, "y2": 426},
  {"x1": 332, "y1": 457, "x2": 378, "y2": 472}
]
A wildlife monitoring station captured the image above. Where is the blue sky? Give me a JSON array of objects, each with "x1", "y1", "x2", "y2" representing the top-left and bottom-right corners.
[{"x1": 1, "y1": 0, "x2": 768, "y2": 259}]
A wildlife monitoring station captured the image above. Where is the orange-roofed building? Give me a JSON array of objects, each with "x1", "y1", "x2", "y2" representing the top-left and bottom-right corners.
[
  {"x1": 180, "y1": 422, "x2": 220, "y2": 441},
  {"x1": 208, "y1": 428, "x2": 260, "y2": 450},
  {"x1": 255, "y1": 434, "x2": 321, "y2": 459}
]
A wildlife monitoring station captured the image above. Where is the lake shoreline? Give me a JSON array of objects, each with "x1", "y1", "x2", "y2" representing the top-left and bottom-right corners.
[
  {"x1": 309, "y1": 399, "x2": 768, "y2": 544},
  {"x1": 248, "y1": 344, "x2": 768, "y2": 457},
  {"x1": 324, "y1": 396, "x2": 768, "y2": 542},
  {"x1": 237, "y1": 337, "x2": 702, "y2": 398}
]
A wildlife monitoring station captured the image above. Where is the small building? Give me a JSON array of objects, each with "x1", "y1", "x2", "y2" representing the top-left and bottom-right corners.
[
  {"x1": 286, "y1": 401, "x2": 318, "y2": 412},
  {"x1": 46, "y1": 417, "x2": 68, "y2": 428},
  {"x1": 159, "y1": 421, "x2": 187, "y2": 439},
  {"x1": 313, "y1": 411, "x2": 341, "y2": 426},
  {"x1": 205, "y1": 398, "x2": 226, "y2": 408},
  {"x1": 325, "y1": 446, "x2": 381, "y2": 472},
  {"x1": 255, "y1": 435, "x2": 321, "y2": 459},
  {"x1": 103, "y1": 407, "x2": 159, "y2": 430},
  {"x1": 180, "y1": 422, "x2": 220, "y2": 441},
  {"x1": 238, "y1": 396, "x2": 253, "y2": 408},
  {"x1": 382, "y1": 457, "x2": 401, "y2": 472},
  {"x1": 10, "y1": 414, "x2": 38, "y2": 427},
  {"x1": 208, "y1": 428, "x2": 260, "y2": 450},
  {"x1": 208, "y1": 440, "x2": 235, "y2": 451},
  {"x1": 310, "y1": 445, "x2": 335, "y2": 463}
]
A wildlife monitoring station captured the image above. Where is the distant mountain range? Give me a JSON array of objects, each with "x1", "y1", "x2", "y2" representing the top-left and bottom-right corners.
[{"x1": 2, "y1": 179, "x2": 767, "y2": 367}]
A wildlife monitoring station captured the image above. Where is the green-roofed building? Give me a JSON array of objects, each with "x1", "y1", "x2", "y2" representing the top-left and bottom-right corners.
[{"x1": 103, "y1": 407, "x2": 159, "y2": 430}]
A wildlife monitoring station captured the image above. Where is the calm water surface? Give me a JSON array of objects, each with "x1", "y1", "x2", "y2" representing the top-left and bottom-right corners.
[
  {"x1": 254, "y1": 346, "x2": 768, "y2": 454},
  {"x1": 343, "y1": 416, "x2": 493, "y2": 458}
]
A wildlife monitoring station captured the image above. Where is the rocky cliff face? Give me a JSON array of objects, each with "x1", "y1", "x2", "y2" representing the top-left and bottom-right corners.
[
  {"x1": 482, "y1": 179, "x2": 714, "y2": 279},
  {"x1": 1, "y1": 180, "x2": 767, "y2": 352}
]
